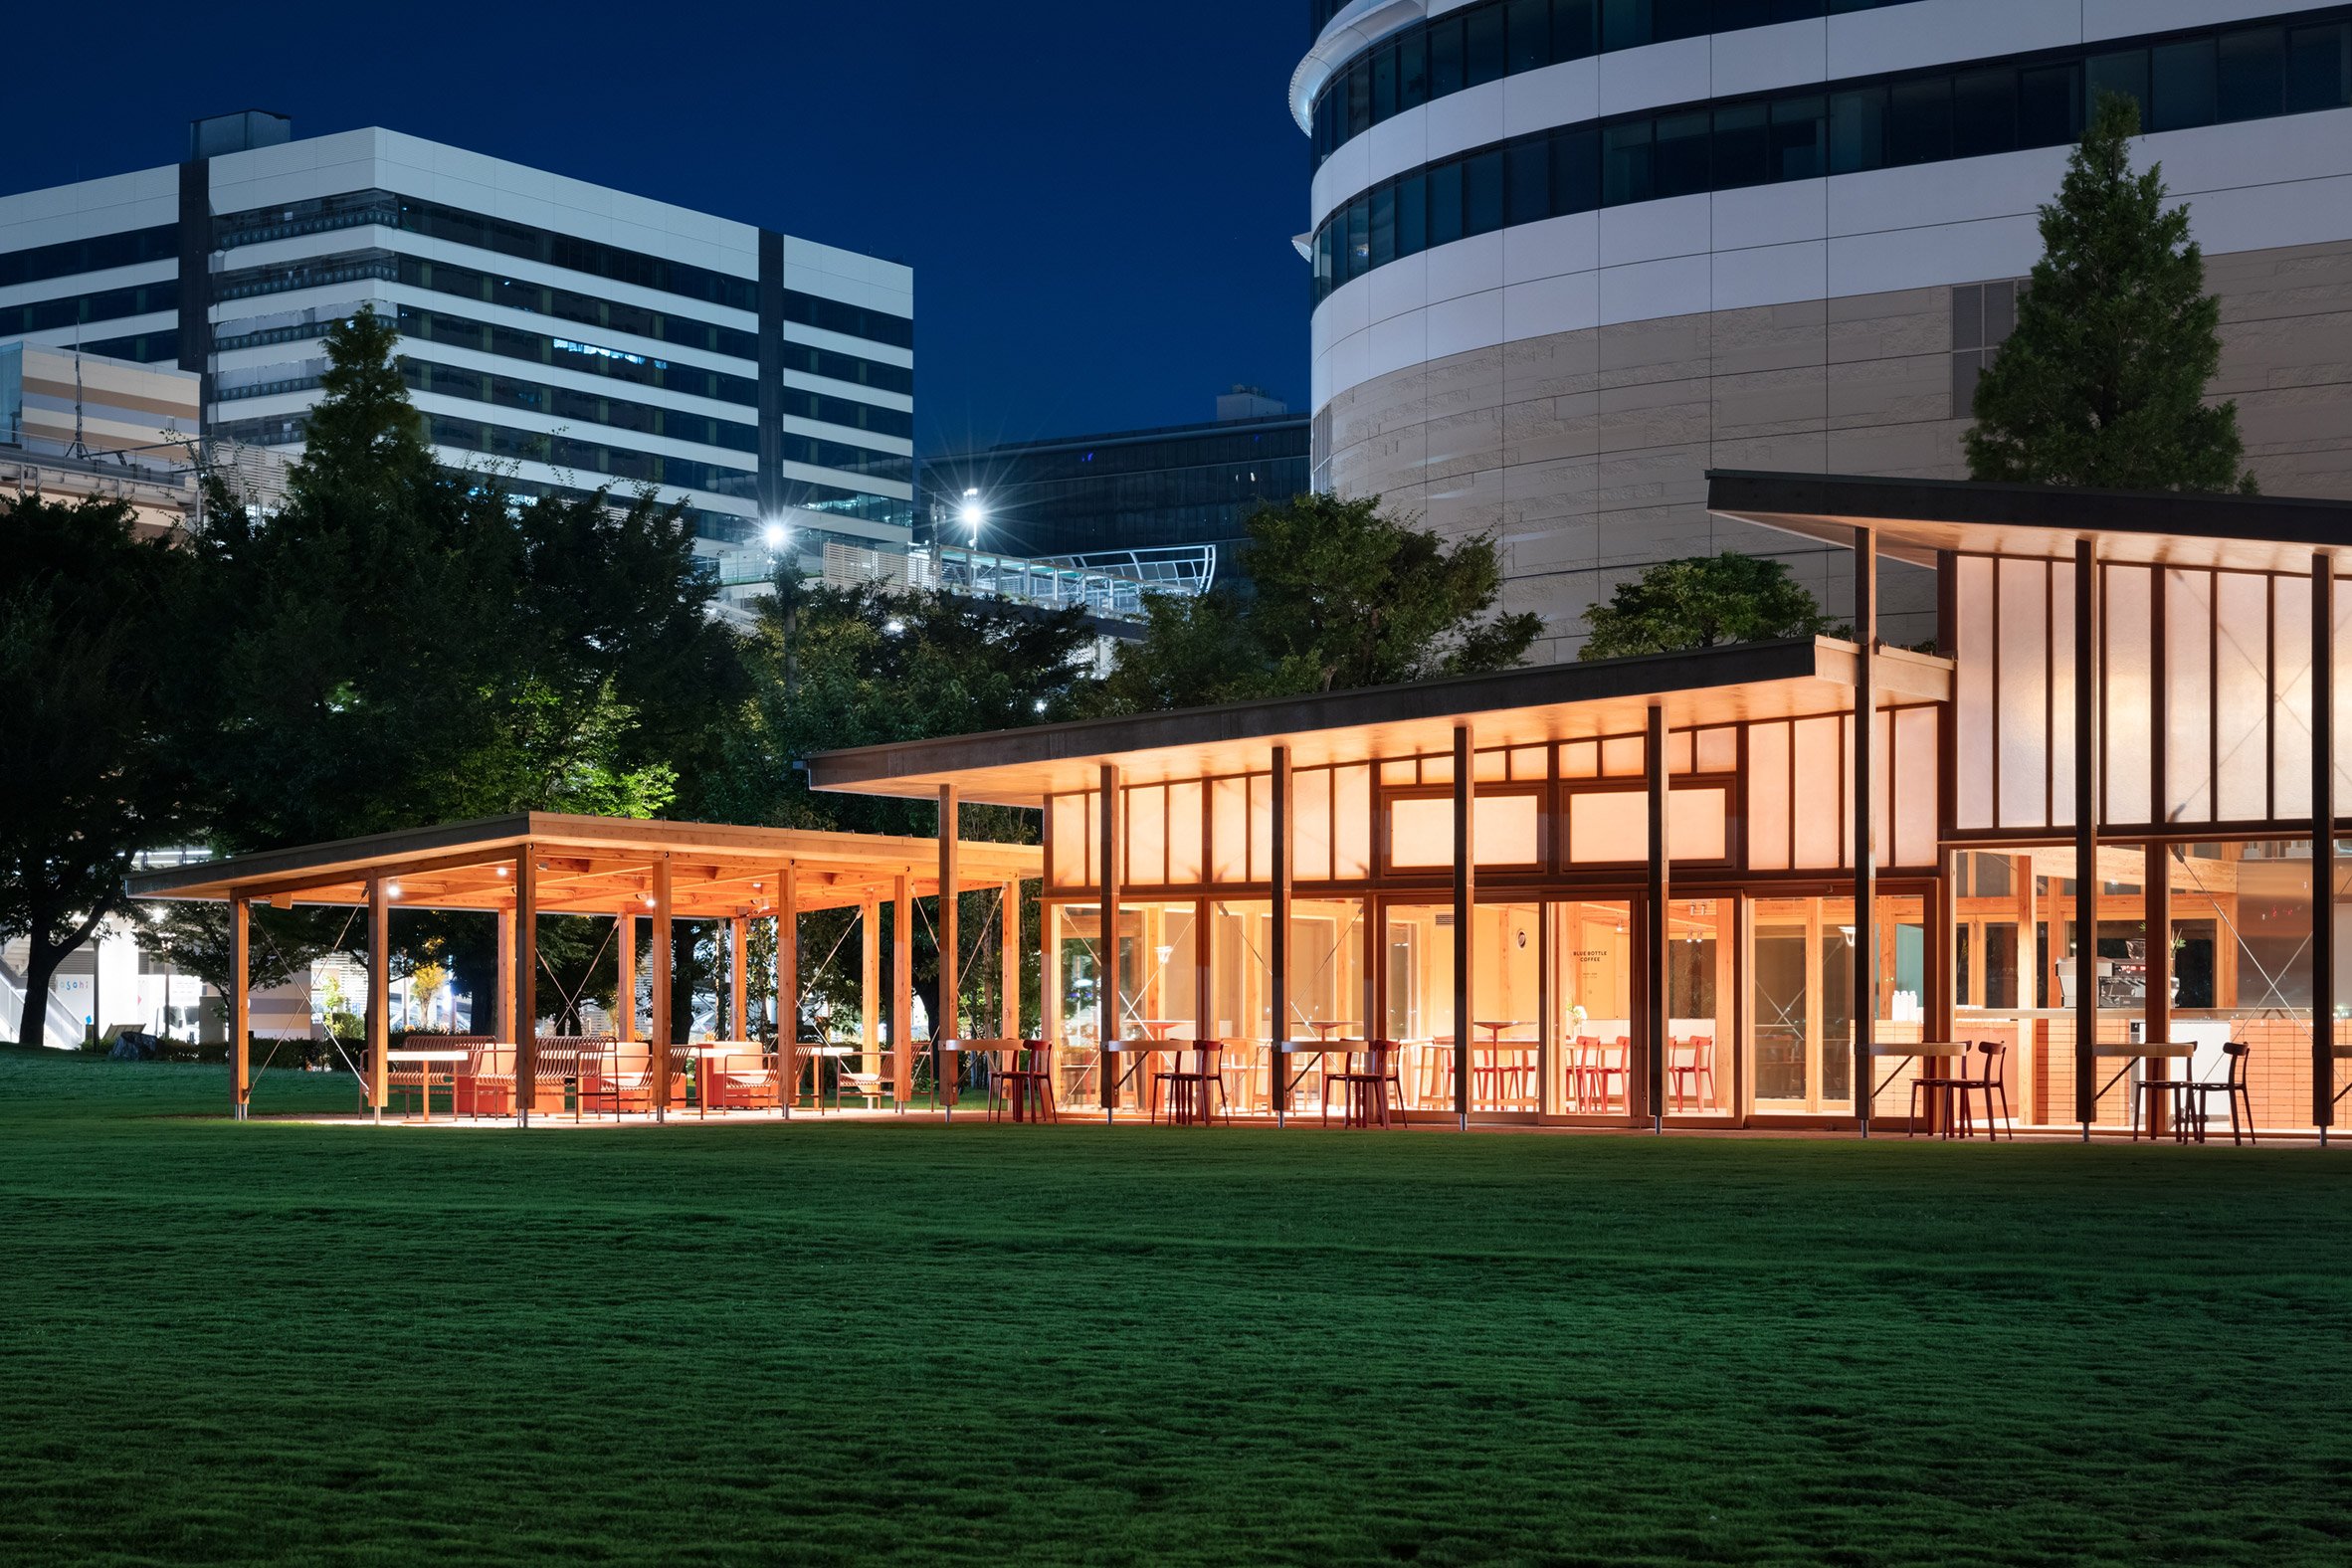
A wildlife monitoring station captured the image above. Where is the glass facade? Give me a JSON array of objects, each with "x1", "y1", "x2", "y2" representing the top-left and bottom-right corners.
[
  {"x1": 1311, "y1": 11, "x2": 2352, "y2": 305},
  {"x1": 1312, "y1": 0, "x2": 1934, "y2": 167},
  {"x1": 924, "y1": 414, "x2": 1310, "y2": 562},
  {"x1": 0, "y1": 223, "x2": 177, "y2": 291}
]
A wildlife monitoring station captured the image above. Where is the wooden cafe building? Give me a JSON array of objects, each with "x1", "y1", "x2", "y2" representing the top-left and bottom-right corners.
[{"x1": 807, "y1": 473, "x2": 2352, "y2": 1138}]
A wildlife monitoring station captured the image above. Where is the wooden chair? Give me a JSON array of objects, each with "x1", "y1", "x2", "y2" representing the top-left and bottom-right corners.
[
  {"x1": 1570, "y1": 1037, "x2": 1628, "y2": 1112},
  {"x1": 987, "y1": 1041, "x2": 1058, "y2": 1123},
  {"x1": 1667, "y1": 1036, "x2": 1717, "y2": 1112},
  {"x1": 2179, "y1": 1041, "x2": 2257, "y2": 1145},
  {"x1": 1951, "y1": 1040, "x2": 2012, "y2": 1140},
  {"x1": 2132, "y1": 1047, "x2": 2201, "y2": 1143},
  {"x1": 1322, "y1": 1041, "x2": 1403, "y2": 1129},
  {"x1": 1152, "y1": 1043, "x2": 1229, "y2": 1125}
]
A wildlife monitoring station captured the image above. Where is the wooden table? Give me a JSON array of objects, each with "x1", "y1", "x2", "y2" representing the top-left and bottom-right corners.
[
  {"x1": 385, "y1": 1049, "x2": 469, "y2": 1121},
  {"x1": 931, "y1": 1039, "x2": 1029, "y2": 1122},
  {"x1": 1099, "y1": 1039, "x2": 1196, "y2": 1124},
  {"x1": 1865, "y1": 1043, "x2": 1972, "y2": 1136},
  {"x1": 1275, "y1": 1037, "x2": 1366, "y2": 1127}
]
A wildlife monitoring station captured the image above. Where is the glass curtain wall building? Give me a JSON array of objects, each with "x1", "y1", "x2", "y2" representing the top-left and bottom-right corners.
[
  {"x1": 1295, "y1": 1, "x2": 2352, "y2": 662},
  {"x1": 0, "y1": 116, "x2": 915, "y2": 587}
]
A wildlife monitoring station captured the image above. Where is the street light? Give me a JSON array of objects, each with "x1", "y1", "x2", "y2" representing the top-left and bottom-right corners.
[
  {"x1": 762, "y1": 520, "x2": 789, "y2": 552},
  {"x1": 958, "y1": 487, "x2": 984, "y2": 544}
]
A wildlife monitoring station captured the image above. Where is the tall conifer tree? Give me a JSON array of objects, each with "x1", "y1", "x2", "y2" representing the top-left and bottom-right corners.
[{"x1": 1966, "y1": 92, "x2": 2255, "y2": 493}]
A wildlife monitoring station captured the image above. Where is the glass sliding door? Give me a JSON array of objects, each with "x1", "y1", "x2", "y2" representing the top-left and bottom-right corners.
[
  {"x1": 1751, "y1": 892, "x2": 1925, "y2": 1114},
  {"x1": 1553, "y1": 899, "x2": 1633, "y2": 1113}
]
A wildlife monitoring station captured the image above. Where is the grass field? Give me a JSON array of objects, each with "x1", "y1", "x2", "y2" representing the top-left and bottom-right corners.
[{"x1": 4, "y1": 1047, "x2": 2350, "y2": 1566}]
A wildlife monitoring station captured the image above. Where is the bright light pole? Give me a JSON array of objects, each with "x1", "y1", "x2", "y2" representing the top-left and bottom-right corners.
[{"x1": 959, "y1": 488, "x2": 985, "y2": 553}]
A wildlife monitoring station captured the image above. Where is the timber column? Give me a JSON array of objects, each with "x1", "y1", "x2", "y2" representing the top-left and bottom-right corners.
[{"x1": 230, "y1": 897, "x2": 251, "y2": 1119}]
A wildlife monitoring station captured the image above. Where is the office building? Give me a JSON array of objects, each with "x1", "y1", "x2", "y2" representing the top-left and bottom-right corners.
[
  {"x1": 1296, "y1": 1, "x2": 2352, "y2": 659},
  {"x1": 924, "y1": 391, "x2": 1310, "y2": 582},
  {"x1": 0, "y1": 115, "x2": 915, "y2": 588}
]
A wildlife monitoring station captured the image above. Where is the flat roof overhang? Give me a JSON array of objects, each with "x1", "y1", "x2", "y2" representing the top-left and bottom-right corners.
[
  {"x1": 809, "y1": 637, "x2": 1952, "y2": 809},
  {"x1": 127, "y1": 812, "x2": 1041, "y2": 916},
  {"x1": 1709, "y1": 470, "x2": 2352, "y2": 573}
]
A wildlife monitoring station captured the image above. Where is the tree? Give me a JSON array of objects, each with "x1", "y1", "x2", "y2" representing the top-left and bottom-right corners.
[
  {"x1": 1966, "y1": 91, "x2": 2256, "y2": 492},
  {"x1": 1578, "y1": 554, "x2": 1845, "y2": 661},
  {"x1": 0, "y1": 495, "x2": 192, "y2": 1047},
  {"x1": 173, "y1": 306, "x2": 742, "y2": 1012},
  {"x1": 1094, "y1": 493, "x2": 1538, "y2": 711}
]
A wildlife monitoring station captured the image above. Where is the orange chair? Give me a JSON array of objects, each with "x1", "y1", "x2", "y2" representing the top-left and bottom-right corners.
[
  {"x1": 707, "y1": 1043, "x2": 779, "y2": 1110},
  {"x1": 452, "y1": 1038, "x2": 513, "y2": 1117},
  {"x1": 588, "y1": 1039, "x2": 660, "y2": 1115}
]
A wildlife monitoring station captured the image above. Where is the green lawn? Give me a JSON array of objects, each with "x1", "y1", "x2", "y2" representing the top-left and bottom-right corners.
[{"x1": 3, "y1": 1048, "x2": 2349, "y2": 1566}]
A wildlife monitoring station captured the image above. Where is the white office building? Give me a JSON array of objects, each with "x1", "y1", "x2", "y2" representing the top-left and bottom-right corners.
[
  {"x1": 0, "y1": 113, "x2": 915, "y2": 589},
  {"x1": 1297, "y1": 1, "x2": 2352, "y2": 658}
]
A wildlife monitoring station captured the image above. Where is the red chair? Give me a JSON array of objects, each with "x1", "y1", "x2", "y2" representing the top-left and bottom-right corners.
[
  {"x1": 706, "y1": 1043, "x2": 779, "y2": 1110},
  {"x1": 1322, "y1": 1042, "x2": 1402, "y2": 1129},
  {"x1": 1152, "y1": 1043, "x2": 1229, "y2": 1125},
  {"x1": 1569, "y1": 1037, "x2": 1628, "y2": 1112},
  {"x1": 1667, "y1": 1036, "x2": 1717, "y2": 1111},
  {"x1": 1951, "y1": 1041, "x2": 2012, "y2": 1140},
  {"x1": 988, "y1": 1041, "x2": 1058, "y2": 1123}
]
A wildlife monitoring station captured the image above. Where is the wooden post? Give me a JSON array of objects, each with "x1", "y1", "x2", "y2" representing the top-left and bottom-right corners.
[
  {"x1": 728, "y1": 913, "x2": 747, "y2": 1042},
  {"x1": 2073, "y1": 538, "x2": 2100, "y2": 1133},
  {"x1": 861, "y1": 892, "x2": 881, "y2": 1086},
  {"x1": 1098, "y1": 763, "x2": 1121, "y2": 1110},
  {"x1": 515, "y1": 851, "x2": 536, "y2": 1126},
  {"x1": 1854, "y1": 524, "x2": 1877, "y2": 1135},
  {"x1": 494, "y1": 906, "x2": 515, "y2": 1046},
  {"x1": 1271, "y1": 746, "x2": 1292, "y2": 1115},
  {"x1": 652, "y1": 856, "x2": 674, "y2": 1122},
  {"x1": 2146, "y1": 841, "x2": 2173, "y2": 1139},
  {"x1": 1645, "y1": 704, "x2": 1669, "y2": 1132},
  {"x1": 230, "y1": 897, "x2": 250, "y2": 1119},
  {"x1": 777, "y1": 863, "x2": 799, "y2": 1114},
  {"x1": 892, "y1": 874, "x2": 914, "y2": 1105},
  {"x1": 938, "y1": 784, "x2": 960, "y2": 1103},
  {"x1": 2316, "y1": 552, "x2": 2337, "y2": 1139},
  {"x1": 1001, "y1": 882, "x2": 1022, "y2": 1041},
  {"x1": 1453, "y1": 723, "x2": 1473, "y2": 1128},
  {"x1": 367, "y1": 877, "x2": 390, "y2": 1120},
  {"x1": 615, "y1": 909, "x2": 635, "y2": 1042}
]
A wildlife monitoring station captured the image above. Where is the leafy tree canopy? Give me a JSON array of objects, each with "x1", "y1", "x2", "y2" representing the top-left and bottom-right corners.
[
  {"x1": 1094, "y1": 493, "x2": 1539, "y2": 711},
  {"x1": 1966, "y1": 91, "x2": 2255, "y2": 493},
  {"x1": 1, "y1": 494, "x2": 193, "y2": 1046},
  {"x1": 1578, "y1": 554, "x2": 1845, "y2": 661}
]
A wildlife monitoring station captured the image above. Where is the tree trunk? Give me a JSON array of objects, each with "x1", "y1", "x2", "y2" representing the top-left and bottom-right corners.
[{"x1": 18, "y1": 944, "x2": 65, "y2": 1051}]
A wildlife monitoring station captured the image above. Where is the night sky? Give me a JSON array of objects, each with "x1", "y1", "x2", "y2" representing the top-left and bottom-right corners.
[{"x1": 3, "y1": 1, "x2": 1312, "y2": 454}]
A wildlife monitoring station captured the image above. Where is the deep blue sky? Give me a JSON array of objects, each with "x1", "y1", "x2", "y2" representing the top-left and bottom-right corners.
[{"x1": 3, "y1": 1, "x2": 1311, "y2": 456}]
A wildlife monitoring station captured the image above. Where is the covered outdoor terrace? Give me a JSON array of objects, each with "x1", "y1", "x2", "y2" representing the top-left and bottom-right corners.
[{"x1": 127, "y1": 812, "x2": 1041, "y2": 1124}]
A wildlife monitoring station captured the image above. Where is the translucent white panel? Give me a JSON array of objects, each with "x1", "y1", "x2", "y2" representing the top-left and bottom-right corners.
[
  {"x1": 1249, "y1": 774, "x2": 1273, "y2": 882},
  {"x1": 1167, "y1": 782, "x2": 1204, "y2": 884},
  {"x1": 2105, "y1": 566, "x2": 2153, "y2": 824},
  {"x1": 1894, "y1": 706, "x2": 1939, "y2": 868},
  {"x1": 1390, "y1": 797, "x2": 1454, "y2": 868},
  {"x1": 2336, "y1": 584, "x2": 2352, "y2": 806},
  {"x1": 2215, "y1": 572, "x2": 2269, "y2": 822},
  {"x1": 1664, "y1": 730, "x2": 1694, "y2": 776},
  {"x1": 1842, "y1": 715, "x2": 1859, "y2": 870},
  {"x1": 1048, "y1": 794, "x2": 1089, "y2": 888},
  {"x1": 1422, "y1": 750, "x2": 1456, "y2": 786},
  {"x1": 1210, "y1": 778, "x2": 1248, "y2": 883},
  {"x1": 1871, "y1": 709, "x2": 1893, "y2": 866},
  {"x1": 1509, "y1": 745, "x2": 1548, "y2": 781},
  {"x1": 1569, "y1": 791, "x2": 1647, "y2": 864},
  {"x1": 1695, "y1": 726, "x2": 1737, "y2": 773},
  {"x1": 1292, "y1": 768, "x2": 1333, "y2": 882},
  {"x1": 2051, "y1": 562, "x2": 2076, "y2": 830},
  {"x1": 1333, "y1": 765, "x2": 1372, "y2": 879},
  {"x1": 1997, "y1": 557, "x2": 2049, "y2": 829},
  {"x1": 1473, "y1": 748, "x2": 1510, "y2": 782},
  {"x1": 2273, "y1": 575, "x2": 2313, "y2": 820},
  {"x1": 1955, "y1": 554, "x2": 1996, "y2": 831},
  {"x1": 1602, "y1": 735, "x2": 1646, "y2": 776},
  {"x1": 1126, "y1": 785, "x2": 1167, "y2": 886},
  {"x1": 1793, "y1": 717, "x2": 1843, "y2": 869},
  {"x1": 1085, "y1": 792, "x2": 1103, "y2": 886},
  {"x1": 1560, "y1": 741, "x2": 1598, "y2": 779},
  {"x1": 1381, "y1": 759, "x2": 1418, "y2": 786},
  {"x1": 2166, "y1": 569, "x2": 2213, "y2": 824},
  {"x1": 1476, "y1": 793, "x2": 1541, "y2": 865},
  {"x1": 1667, "y1": 786, "x2": 1726, "y2": 861},
  {"x1": 1747, "y1": 721, "x2": 1791, "y2": 872}
]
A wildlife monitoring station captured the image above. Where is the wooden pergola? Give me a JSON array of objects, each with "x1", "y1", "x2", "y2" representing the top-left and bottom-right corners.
[{"x1": 127, "y1": 812, "x2": 1041, "y2": 1122}]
